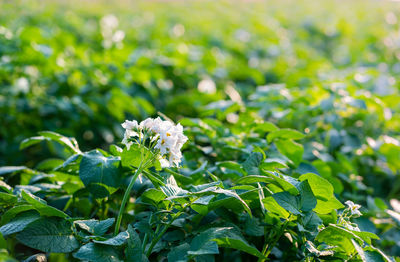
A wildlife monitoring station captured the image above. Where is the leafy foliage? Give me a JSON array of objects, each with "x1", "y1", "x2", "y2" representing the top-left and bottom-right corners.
[{"x1": 1, "y1": 0, "x2": 400, "y2": 261}]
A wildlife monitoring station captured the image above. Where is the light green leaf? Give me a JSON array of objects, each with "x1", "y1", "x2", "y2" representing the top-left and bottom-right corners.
[
  {"x1": 267, "y1": 129, "x2": 305, "y2": 142},
  {"x1": 275, "y1": 139, "x2": 303, "y2": 166}
]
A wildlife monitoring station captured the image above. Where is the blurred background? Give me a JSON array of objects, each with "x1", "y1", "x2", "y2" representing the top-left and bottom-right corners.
[
  {"x1": 2, "y1": 0, "x2": 400, "y2": 257},
  {"x1": 1, "y1": 0, "x2": 399, "y2": 165}
]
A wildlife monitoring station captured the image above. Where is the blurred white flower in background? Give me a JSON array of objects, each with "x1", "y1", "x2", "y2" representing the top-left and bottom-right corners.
[
  {"x1": 14, "y1": 77, "x2": 29, "y2": 94},
  {"x1": 100, "y1": 14, "x2": 124, "y2": 49},
  {"x1": 100, "y1": 14, "x2": 119, "y2": 31},
  {"x1": 198, "y1": 79, "x2": 216, "y2": 94}
]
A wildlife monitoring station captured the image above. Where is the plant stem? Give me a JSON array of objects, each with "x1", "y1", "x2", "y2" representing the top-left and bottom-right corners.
[
  {"x1": 145, "y1": 212, "x2": 182, "y2": 257},
  {"x1": 114, "y1": 162, "x2": 144, "y2": 236},
  {"x1": 263, "y1": 220, "x2": 290, "y2": 260}
]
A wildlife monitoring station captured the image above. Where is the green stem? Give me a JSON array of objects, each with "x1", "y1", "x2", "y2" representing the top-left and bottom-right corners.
[
  {"x1": 146, "y1": 212, "x2": 182, "y2": 257},
  {"x1": 114, "y1": 162, "x2": 144, "y2": 236},
  {"x1": 263, "y1": 220, "x2": 290, "y2": 259},
  {"x1": 142, "y1": 233, "x2": 149, "y2": 253}
]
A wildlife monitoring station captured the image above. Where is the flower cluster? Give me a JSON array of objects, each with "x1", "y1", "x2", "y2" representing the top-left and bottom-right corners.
[
  {"x1": 121, "y1": 117, "x2": 188, "y2": 168},
  {"x1": 345, "y1": 200, "x2": 362, "y2": 217}
]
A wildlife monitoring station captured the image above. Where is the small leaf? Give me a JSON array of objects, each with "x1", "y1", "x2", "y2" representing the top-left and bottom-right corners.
[
  {"x1": 272, "y1": 191, "x2": 301, "y2": 215},
  {"x1": 73, "y1": 242, "x2": 122, "y2": 262},
  {"x1": 74, "y1": 218, "x2": 115, "y2": 236},
  {"x1": 267, "y1": 129, "x2": 305, "y2": 142},
  {"x1": 242, "y1": 152, "x2": 263, "y2": 175},
  {"x1": 141, "y1": 189, "x2": 166, "y2": 204},
  {"x1": 93, "y1": 231, "x2": 129, "y2": 246}
]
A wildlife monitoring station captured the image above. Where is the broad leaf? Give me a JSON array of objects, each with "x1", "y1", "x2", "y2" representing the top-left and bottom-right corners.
[{"x1": 17, "y1": 217, "x2": 79, "y2": 253}]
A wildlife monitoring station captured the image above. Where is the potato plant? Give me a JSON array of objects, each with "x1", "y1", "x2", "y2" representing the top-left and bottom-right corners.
[
  {"x1": 0, "y1": 113, "x2": 393, "y2": 261},
  {"x1": 1, "y1": 0, "x2": 400, "y2": 261}
]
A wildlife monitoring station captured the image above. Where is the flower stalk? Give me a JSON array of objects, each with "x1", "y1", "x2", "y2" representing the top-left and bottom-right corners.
[{"x1": 114, "y1": 160, "x2": 144, "y2": 236}]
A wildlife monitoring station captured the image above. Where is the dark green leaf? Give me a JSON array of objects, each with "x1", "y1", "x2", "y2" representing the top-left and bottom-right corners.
[{"x1": 17, "y1": 217, "x2": 79, "y2": 253}]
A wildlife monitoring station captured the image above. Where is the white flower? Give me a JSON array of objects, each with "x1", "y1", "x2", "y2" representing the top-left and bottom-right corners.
[
  {"x1": 121, "y1": 117, "x2": 188, "y2": 168},
  {"x1": 122, "y1": 120, "x2": 139, "y2": 130},
  {"x1": 345, "y1": 200, "x2": 362, "y2": 217}
]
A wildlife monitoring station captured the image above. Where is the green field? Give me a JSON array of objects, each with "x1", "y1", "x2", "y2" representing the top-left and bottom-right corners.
[{"x1": 1, "y1": 0, "x2": 400, "y2": 261}]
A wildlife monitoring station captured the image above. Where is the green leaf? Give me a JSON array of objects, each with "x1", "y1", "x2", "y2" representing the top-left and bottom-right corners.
[
  {"x1": 167, "y1": 243, "x2": 190, "y2": 262},
  {"x1": 20, "y1": 136, "x2": 46, "y2": 150},
  {"x1": 275, "y1": 139, "x2": 304, "y2": 166},
  {"x1": 213, "y1": 188, "x2": 252, "y2": 216},
  {"x1": 1, "y1": 205, "x2": 35, "y2": 225},
  {"x1": 0, "y1": 192, "x2": 17, "y2": 206},
  {"x1": 17, "y1": 217, "x2": 79, "y2": 253},
  {"x1": 254, "y1": 122, "x2": 279, "y2": 133},
  {"x1": 141, "y1": 188, "x2": 166, "y2": 204},
  {"x1": 93, "y1": 231, "x2": 129, "y2": 246},
  {"x1": 38, "y1": 131, "x2": 81, "y2": 153},
  {"x1": 216, "y1": 161, "x2": 246, "y2": 176},
  {"x1": 189, "y1": 227, "x2": 264, "y2": 258},
  {"x1": 272, "y1": 191, "x2": 301, "y2": 215},
  {"x1": 0, "y1": 232, "x2": 5, "y2": 249},
  {"x1": 0, "y1": 180, "x2": 12, "y2": 193},
  {"x1": 235, "y1": 175, "x2": 275, "y2": 185},
  {"x1": 267, "y1": 128, "x2": 305, "y2": 142},
  {"x1": 21, "y1": 191, "x2": 68, "y2": 218},
  {"x1": 73, "y1": 242, "x2": 122, "y2": 262},
  {"x1": 302, "y1": 212, "x2": 322, "y2": 232},
  {"x1": 262, "y1": 196, "x2": 290, "y2": 218},
  {"x1": 20, "y1": 132, "x2": 81, "y2": 154},
  {"x1": 315, "y1": 224, "x2": 363, "y2": 255},
  {"x1": 79, "y1": 150, "x2": 120, "y2": 197},
  {"x1": 161, "y1": 175, "x2": 188, "y2": 198},
  {"x1": 352, "y1": 231, "x2": 380, "y2": 245},
  {"x1": 125, "y1": 225, "x2": 148, "y2": 262},
  {"x1": 242, "y1": 152, "x2": 263, "y2": 175},
  {"x1": 299, "y1": 173, "x2": 344, "y2": 214},
  {"x1": 260, "y1": 158, "x2": 288, "y2": 170},
  {"x1": 299, "y1": 180, "x2": 317, "y2": 212},
  {"x1": 262, "y1": 171, "x2": 299, "y2": 195},
  {"x1": 0, "y1": 211, "x2": 40, "y2": 236},
  {"x1": 74, "y1": 218, "x2": 115, "y2": 236},
  {"x1": 0, "y1": 166, "x2": 28, "y2": 176},
  {"x1": 120, "y1": 145, "x2": 142, "y2": 168}
]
